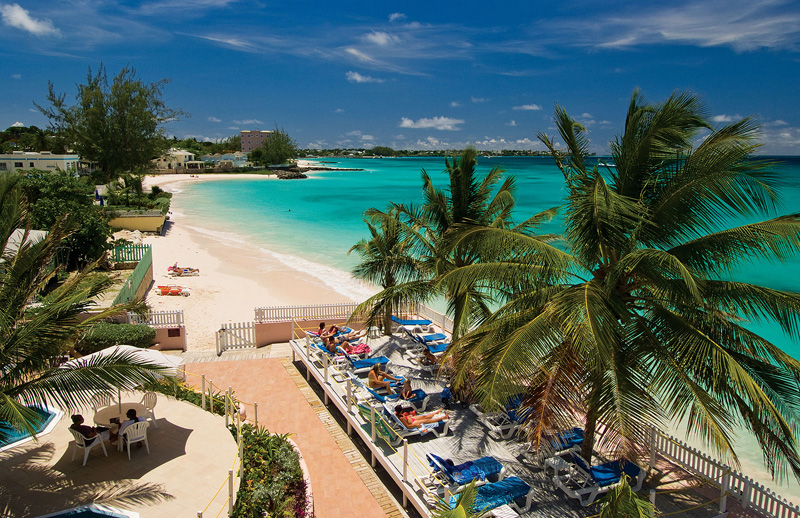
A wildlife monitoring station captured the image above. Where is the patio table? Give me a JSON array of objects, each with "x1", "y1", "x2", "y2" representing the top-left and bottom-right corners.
[{"x1": 94, "y1": 402, "x2": 146, "y2": 427}]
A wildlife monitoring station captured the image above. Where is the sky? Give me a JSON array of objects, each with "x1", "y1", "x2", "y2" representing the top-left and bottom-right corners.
[{"x1": 2, "y1": 0, "x2": 800, "y2": 154}]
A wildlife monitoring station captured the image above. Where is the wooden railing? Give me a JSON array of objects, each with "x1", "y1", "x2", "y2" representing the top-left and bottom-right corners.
[
  {"x1": 254, "y1": 303, "x2": 361, "y2": 323},
  {"x1": 127, "y1": 310, "x2": 184, "y2": 327},
  {"x1": 110, "y1": 244, "x2": 150, "y2": 263},
  {"x1": 112, "y1": 246, "x2": 152, "y2": 305},
  {"x1": 650, "y1": 428, "x2": 800, "y2": 518}
]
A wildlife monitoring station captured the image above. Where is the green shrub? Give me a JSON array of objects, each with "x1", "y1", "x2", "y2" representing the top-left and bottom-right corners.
[
  {"x1": 77, "y1": 322, "x2": 156, "y2": 354},
  {"x1": 144, "y1": 379, "x2": 230, "y2": 417}
]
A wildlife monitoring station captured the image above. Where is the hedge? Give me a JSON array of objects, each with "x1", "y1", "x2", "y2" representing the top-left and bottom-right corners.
[{"x1": 78, "y1": 322, "x2": 156, "y2": 354}]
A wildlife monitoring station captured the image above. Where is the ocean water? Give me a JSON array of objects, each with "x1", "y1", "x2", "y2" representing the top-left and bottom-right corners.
[{"x1": 173, "y1": 155, "x2": 800, "y2": 495}]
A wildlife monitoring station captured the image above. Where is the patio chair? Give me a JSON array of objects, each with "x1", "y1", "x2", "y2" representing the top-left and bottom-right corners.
[
  {"x1": 391, "y1": 315, "x2": 434, "y2": 334},
  {"x1": 120, "y1": 420, "x2": 151, "y2": 460},
  {"x1": 68, "y1": 427, "x2": 108, "y2": 466},
  {"x1": 414, "y1": 332, "x2": 448, "y2": 345},
  {"x1": 554, "y1": 452, "x2": 645, "y2": 506},
  {"x1": 140, "y1": 391, "x2": 158, "y2": 428},
  {"x1": 426, "y1": 452, "x2": 506, "y2": 489},
  {"x1": 381, "y1": 402, "x2": 450, "y2": 443},
  {"x1": 90, "y1": 393, "x2": 113, "y2": 412},
  {"x1": 447, "y1": 476, "x2": 535, "y2": 514}
]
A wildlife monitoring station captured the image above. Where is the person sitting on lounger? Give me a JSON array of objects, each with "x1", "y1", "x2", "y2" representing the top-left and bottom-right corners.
[
  {"x1": 394, "y1": 405, "x2": 448, "y2": 428},
  {"x1": 369, "y1": 363, "x2": 401, "y2": 395},
  {"x1": 400, "y1": 379, "x2": 415, "y2": 400}
]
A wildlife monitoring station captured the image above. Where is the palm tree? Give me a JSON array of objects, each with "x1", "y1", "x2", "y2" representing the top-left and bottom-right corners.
[
  {"x1": 349, "y1": 207, "x2": 423, "y2": 334},
  {"x1": 0, "y1": 173, "x2": 166, "y2": 440},
  {"x1": 439, "y1": 91, "x2": 800, "y2": 481},
  {"x1": 429, "y1": 480, "x2": 483, "y2": 518},
  {"x1": 354, "y1": 147, "x2": 537, "y2": 339}
]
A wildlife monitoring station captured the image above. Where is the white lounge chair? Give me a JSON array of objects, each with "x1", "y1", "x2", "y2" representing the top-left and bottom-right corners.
[
  {"x1": 381, "y1": 402, "x2": 450, "y2": 443},
  {"x1": 350, "y1": 375, "x2": 431, "y2": 411},
  {"x1": 554, "y1": 452, "x2": 645, "y2": 506},
  {"x1": 68, "y1": 427, "x2": 108, "y2": 466},
  {"x1": 391, "y1": 315, "x2": 435, "y2": 334},
  {"x1": 469, "y1": 402, "x2": 524, "y2": 439}
]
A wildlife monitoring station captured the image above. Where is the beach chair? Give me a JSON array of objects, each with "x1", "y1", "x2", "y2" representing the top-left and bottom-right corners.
[
  {"x1": 381, "y1": 402, "x2": 449, "y2": 443},
  {"x1": 356, "y1": 404, "x2": 401, "y2": 445},
  {"x1": 391, "y1": 315, "x2": 434, "y2": 334},
  {"x1": 447, "y1": 476, "x2": 535, "y2": 514},
  {"x1": 350, "y1": 376, "x2": 431, "y2": 411},
  {"x1": 524, "y1": 427, "x2": 585, "y2": 464},
  {"x1": 469, "y1": 396, "x2": 531, "y2": 439},
  {"x1": 554, "y1": 452, "x2": 645, "y2": 506},
  {"x1": 343, "y1": 352, "x2": 391, "y2": 374},
  {"x1": 415, "y1": 332, "x2": 448, "y2": 345},
  {"x1": 426, "y1": 452, "x2": 506, "y2": 490}
]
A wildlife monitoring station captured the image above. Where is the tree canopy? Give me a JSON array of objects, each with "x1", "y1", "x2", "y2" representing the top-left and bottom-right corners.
[
  {"x1": 249, "y1": 125, "x2": 298, "y2": 166},
  {"x1": 36, "y1": 64, "x2": 182, "y2": 183}
]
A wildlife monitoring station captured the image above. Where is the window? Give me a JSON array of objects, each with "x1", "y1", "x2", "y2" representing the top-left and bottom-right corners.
[
  {"x1": 14, "y1": 162, "x2": 23, "y2": 168},
  {"x1": 0, "y1": 163, "x2": 6, "y2": 170},
  {"x1": 29, "y1": 162, "x2": 34, "y2": 168}
]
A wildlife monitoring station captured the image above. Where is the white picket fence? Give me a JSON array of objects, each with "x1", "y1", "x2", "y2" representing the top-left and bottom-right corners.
[
  {"x1": 126, "y1": 310, "x2": 184, "y2": 327},
  {"x1": 216, "y1": 322, "x2": 256, "y2": 355},
  {"x1": 650, "y1": 428, "x2": 800, "y2": 518},
  {"x1": 254, "y1": 303, "x2": 361, "y2": 323}
]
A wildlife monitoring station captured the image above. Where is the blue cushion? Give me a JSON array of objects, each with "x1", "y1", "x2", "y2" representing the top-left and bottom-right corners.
[
  {"x1": 448, "y1": 476, "x2": 529, "y2": 511},
  {"x1": 392, "y1": 316, "x2": 432, "y2": 326},
  {"x1": 550, "y1": 427, "x2": 584, "y2": 450},
  {"x1": 427, "y1": 342, "x2": 449, "y2": 354},
  {"x1": 588, "y1": 459, "x2": 641, "y2": 487},
  {"x1": 419, "y1": 333, "x2": 447, "y2": 343},
  {"x1": 349, "y1": 356, "x2": 389, "y2": 369}
]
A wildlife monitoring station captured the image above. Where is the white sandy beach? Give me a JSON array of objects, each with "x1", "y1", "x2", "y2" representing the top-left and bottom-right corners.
[{"x1": 139, "y1": 171, "x2": 365, "y2": 351}]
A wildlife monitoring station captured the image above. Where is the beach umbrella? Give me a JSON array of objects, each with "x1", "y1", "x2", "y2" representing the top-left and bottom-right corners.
[{"x1": 63, "y1": 345, "x2": 185, "y2": 412}]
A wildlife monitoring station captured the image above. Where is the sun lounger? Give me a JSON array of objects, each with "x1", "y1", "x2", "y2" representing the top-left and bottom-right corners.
[
  {"x1": 391, "y1": 315, "x2": 434, "y2": 333},
  {"x1": 469, "y1": 396, "x2": 531, "y2": 439},
  {"x1": 426, "y1": 341, "x2": 449, "y2": 354},
  {"x1": 447, "y1": 476, "x2": 535, "y2": 514},
  {"x1": 554, "y1": 452, "x2": 645, "y2": 506},
  {"x1": 427, "y1": 452, "x2": 506, "y2": 489},
  {"x1": 356, "y1": 404, "x2": 400, "y2": 445},
  {"x1": 157, "y1": 285, "x2": 190, "y2": 296},
  {"x1": 350, "y1": 376, "x2": 431, "y2": 411},
  {"x1": 524, "y1": 427, "x2": 584, "y2": 464},
  {"x1": 382, "y1": 402, "x2": 449, "y2": 443},
  {"x1": 344, "y1": 352, "x2": 391, "y2": 374},
  {"x1": 415, "y1": 332, "x2": 448, "y2": 344}
]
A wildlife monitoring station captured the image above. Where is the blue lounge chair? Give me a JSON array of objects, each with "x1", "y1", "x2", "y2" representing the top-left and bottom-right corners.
[
  {"x1": 550, "y1": 427, "x2": 584, "y2": 451},
  {"x1": 345, "y1": 353, "x2": 390, "y2": 373},
  {"x1": 427, "y1": 452, "x2": 506, "y2": 486},
  {"x1": 448, "y1": 476, "x2": 534, "y2": 514},
  {"x1": 416, "y1": 332, "x2": 448, "y2": 344},
  {"x1": 381, "y1": 403, "x2": 450, "y2": 443},
  {"x1": 427, "y1": 341, "x2": 449, "y2": 354},
  {"x1": 391, "y1": 315, "x2": 433, "y2": 326},
  {"x1": 469, "y1": 395, "x2": 532, "y2": 439},
  {"x1": 554, "y1": 452, "x2": 645, "y2": 506},
  {"x1": 350, "y1": 376, "x2": 429, "y2": 411}
]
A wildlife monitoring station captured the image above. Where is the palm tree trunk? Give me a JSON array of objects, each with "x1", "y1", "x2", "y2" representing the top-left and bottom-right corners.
[{"x1": 581, "y1": 381, "x2": 601, "y2": 462}]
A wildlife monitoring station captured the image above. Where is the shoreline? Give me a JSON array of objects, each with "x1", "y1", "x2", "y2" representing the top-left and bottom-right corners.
[{"x1": 140, "y1": 172, "x2": 371, "y2": 351}]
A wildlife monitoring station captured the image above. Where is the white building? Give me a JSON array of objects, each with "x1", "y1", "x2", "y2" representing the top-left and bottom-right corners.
[
  {"x1": 0, "y1": 152, "x2": 80, "y2": 173},
  {"x1": 151, "y1": 148, "x2": 205, "y2": 172}
]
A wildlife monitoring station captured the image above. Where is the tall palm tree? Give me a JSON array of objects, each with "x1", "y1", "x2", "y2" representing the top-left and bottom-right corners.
[
  {"x1": 440, "y1": 91, "x2": 800, "y2": 481},
  {"x1": 349, "y1": 207, "x2": 423, "y2": 334},
  {"x1": 354, "y1": 147, "x2": 538, "y2": 338},
  {"x1": 0, "y1": 174, "x2": 166, "y2": 440}
]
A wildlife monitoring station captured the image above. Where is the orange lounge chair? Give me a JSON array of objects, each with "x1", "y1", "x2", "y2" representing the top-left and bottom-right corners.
[{"x1": 157, "y1": 285, "x2": 170, "y2": 296}]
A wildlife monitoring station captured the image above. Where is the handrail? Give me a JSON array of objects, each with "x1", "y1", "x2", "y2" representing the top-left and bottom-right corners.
[
  {"x1": 127, "y1": 309, "x2": 184, "y2": 327},
  {"x1": 255, "y1": 302, "x2": 361, "y2": 323}
]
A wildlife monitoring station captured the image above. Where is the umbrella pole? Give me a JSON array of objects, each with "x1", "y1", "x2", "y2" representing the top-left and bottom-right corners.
[{"x1": 118, "y1": 387, "x2": 122, "y2": 413}]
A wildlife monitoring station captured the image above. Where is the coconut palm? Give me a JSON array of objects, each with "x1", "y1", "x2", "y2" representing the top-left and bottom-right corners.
[
  {"x1": 349, "y1": 207, "x2": 423, "y2": 334},
  {"x1": 0, "y1": 173, "x2": 166, "y2": 440},
  {"x1": 440, "y1": 91, "x2": 800, "y2": 481},
  {"x1": 429, "y1": 480, "x2": 483, "y2": 518},
  {"x1": 354, "y1": 147, "x2": 538, "y2": 339}
]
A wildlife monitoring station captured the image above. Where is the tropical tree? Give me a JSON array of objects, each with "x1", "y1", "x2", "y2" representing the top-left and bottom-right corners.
[
  {"x1": 254, "y1": 125, "x2": 298, "y2": 166},
  {"x1": 597, "y1": 475, "x2": 655, "y2": 518},
  {"x1": 429, "y1": 480, "x2": 482, "y2": 518},
  {"x1": 36, "y1": 63, "x2": 182, "y2": 184},
  {"x1": 349, "y1": 208, "x2": 423, "y2": 334},
  {"x1": 0, "y1": 173, "x2": 166, "y2": 440},
  {"x1": 439, "y1": 91, "x2": 800, "y2": 480},
  {"x1": 355, "y1": 147, "x2": 536, "y2": 339}
]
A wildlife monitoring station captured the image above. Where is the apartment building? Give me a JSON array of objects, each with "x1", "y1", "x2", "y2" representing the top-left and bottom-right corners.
[
  {"x1": 0, "y1": 151, "x2": 80, "y2": 173},
  {"x1": 240, "y1": 130, "x2": 272, "y2": 153}
]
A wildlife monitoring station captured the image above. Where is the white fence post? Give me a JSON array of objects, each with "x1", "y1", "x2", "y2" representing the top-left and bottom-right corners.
[
  {"x1": 254, "y1": 402, "x2": 258, "y2": 427},
  {"x1": 201, "y1": 375, "x2": 206, "y2": 410},
  {"x1": 720, "y1": 470, "x2": 730, "y2": 514},
  {"x1": 227, "y1": 469, "x2": 234, "y2": 516}
]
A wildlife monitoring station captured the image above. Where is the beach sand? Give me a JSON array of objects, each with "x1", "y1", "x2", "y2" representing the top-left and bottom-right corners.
[{"x1": 139, "y1": 172, "x2": 362, "y2": 351}]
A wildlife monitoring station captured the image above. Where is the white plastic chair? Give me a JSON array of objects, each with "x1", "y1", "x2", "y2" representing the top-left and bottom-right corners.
[
  {"x1": 121, "y1": 420, "x2": 150, "y2": 460},
  {"x1": 68, "y1": 427, "x2": 108, "y2": 466},
  {"x1": 140, "y1": 392, "x2": 158, "y2": 428},
  {"x1": 90, "y1": 393, "x2": 112, "y2": 412}
]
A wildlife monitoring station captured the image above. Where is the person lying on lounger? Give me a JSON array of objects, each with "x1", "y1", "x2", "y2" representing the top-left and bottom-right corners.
[
  {"x1": 369, "y1": 363, "x2": 401, "y2": 394},
  {"x1": 394, "y1": 405, "x2": 448, "y2": 428}
]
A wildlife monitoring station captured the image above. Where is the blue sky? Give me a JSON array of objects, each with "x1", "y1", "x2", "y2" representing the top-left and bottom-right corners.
[{"x1": 2, "y1": 0, "x2": 800, "y2": 154}]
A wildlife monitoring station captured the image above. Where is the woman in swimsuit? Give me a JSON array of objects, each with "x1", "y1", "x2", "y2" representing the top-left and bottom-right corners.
[
  {"x1": 368, "y1": 363, "x2": 400, "y2": 394},
  {"x1": 394, "y1": 405, "x2": 448, "y2": 428},
  {"x1": 400, "y1": 379, "x2": 414, "y2": 400}
]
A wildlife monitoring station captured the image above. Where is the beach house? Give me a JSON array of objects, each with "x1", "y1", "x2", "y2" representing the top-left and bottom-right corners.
[
  {"x1": 0, "y1": 151, "x2": 80, "y2": 174},
  {"x1": 152, "y1": 148, "x2": 205, "y2": 172}
]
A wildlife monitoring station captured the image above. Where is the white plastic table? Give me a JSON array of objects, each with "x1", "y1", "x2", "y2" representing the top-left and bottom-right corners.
[
  {"x1": 544, "y1": 455, "x2": 571, "y2": 478},
  {"x1": 93, "y1": 403, "x2": 146, "y2": 427}
]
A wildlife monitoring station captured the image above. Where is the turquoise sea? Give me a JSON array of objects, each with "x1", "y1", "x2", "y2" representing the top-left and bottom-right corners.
[{"x1": 173, "y1": 155, "x2": 800, "y2": 495}]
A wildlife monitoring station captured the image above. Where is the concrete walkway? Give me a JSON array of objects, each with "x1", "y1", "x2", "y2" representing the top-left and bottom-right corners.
[{"x1": 185, "y1": 358, "x2": 406, "y2": 518}]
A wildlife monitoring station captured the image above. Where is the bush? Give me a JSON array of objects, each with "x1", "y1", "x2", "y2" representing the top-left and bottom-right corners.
[
  {"x1": 77, "y1": 322, "x2": 156, "y2": 354},
  {"x1": 144, "y1": 378, "x2": 230, "y2": 417}
]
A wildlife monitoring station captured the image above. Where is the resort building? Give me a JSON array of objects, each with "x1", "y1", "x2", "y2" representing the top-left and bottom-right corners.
[
  {"x1": 151, "y1": 148, "x2": 205, "y2": 172},
  {"x1": 0, "y1": 151, "x2": 80, "y2": 174},
  {"x1": 240, "y1": 130, "x2": 272, "y2": 153},
  {"x1": 200, "y1": 151, "x2": 249, "y2": 168}
]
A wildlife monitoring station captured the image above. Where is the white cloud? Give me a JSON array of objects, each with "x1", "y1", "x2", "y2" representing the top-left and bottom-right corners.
[
  {"x1": 11, "y1": 121, "x2": 24, "y2": 127},
  {"x1": 471, "y1": 97, "x2": 488, "y2": 103},
  {"x1": 345, "y1": 47, "x2": 378, "y2": 64},
  {"x1": 11, "y1": 73, "x2": 21, "y2": 79},
  {"x1": 334, "y1": 108, "x2": 345, "y2": 114},
  {"x1": 197, "y1": 35, "x2": 254, "y2": 49},
  {"x1": 346, "y1": 71, "x2": 384, "y2": 83},
  {"x1": 400, "y1": 116, "x2": 465, "y2": 131},
  {"x1": 233, "y1": 119, "x2": 263, "y2": 125},
  {"x1": 0, "y1": 3, "x2": 59, "y2": 36},
  {"x1": 771, "y1": 119, "x2": 788, "y2": 126},
  {"x1": 513, "y1": 104, "x2": 542, "y2": 111},
  {"x1": 450, "y1": 101, "x2": 461, "y2": 107},
  {"x1": 507, "y1": 120, "x2": 517, "y2": 127},
  {"x1": 711, "y1": 114, "x2": 743, "y2": 123},
  {"x1": 389, "y1": 13, "x2": 406, "y2": 22},
  {"x1": 227, "y1": 126, "x2": 240, "y2": 130},
  {"x1": 207, "y1": 116, "x2": 221, "y2": 123},
  {"x1": 361, "y1": 134, "x2": 375, "y2": 142},
  {"x1": 365, "y1": 31, "x2": 398, "y2": 46},
  {"x1": 581, "y1": 112, "x2": 593, "y2": 118}
]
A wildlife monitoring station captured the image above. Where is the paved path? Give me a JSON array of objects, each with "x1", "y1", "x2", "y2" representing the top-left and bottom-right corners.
[{"x1": 185, "y1": 357, "x2": 406, "y2": 518}]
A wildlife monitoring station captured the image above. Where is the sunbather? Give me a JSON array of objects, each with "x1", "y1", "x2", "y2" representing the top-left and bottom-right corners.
[
  {"x1": 394, "y1": 405, "x2": 448, "y2": 428},
  {"x1": 369, "y1": 363, "x2": 401, "y2": 394},
  {"x1": 400, "y1": 379, "x2": 415, "y2": 400}
]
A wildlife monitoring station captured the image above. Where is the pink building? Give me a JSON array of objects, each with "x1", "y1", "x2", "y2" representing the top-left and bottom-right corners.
[{"x1": 240, "y1": 130, "x2": 273, "y2": 153}]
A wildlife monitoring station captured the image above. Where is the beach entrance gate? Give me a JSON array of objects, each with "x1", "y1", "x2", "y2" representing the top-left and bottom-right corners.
[{"x1": 216, "y1": 322, "x2": 256, "y2": 355}]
